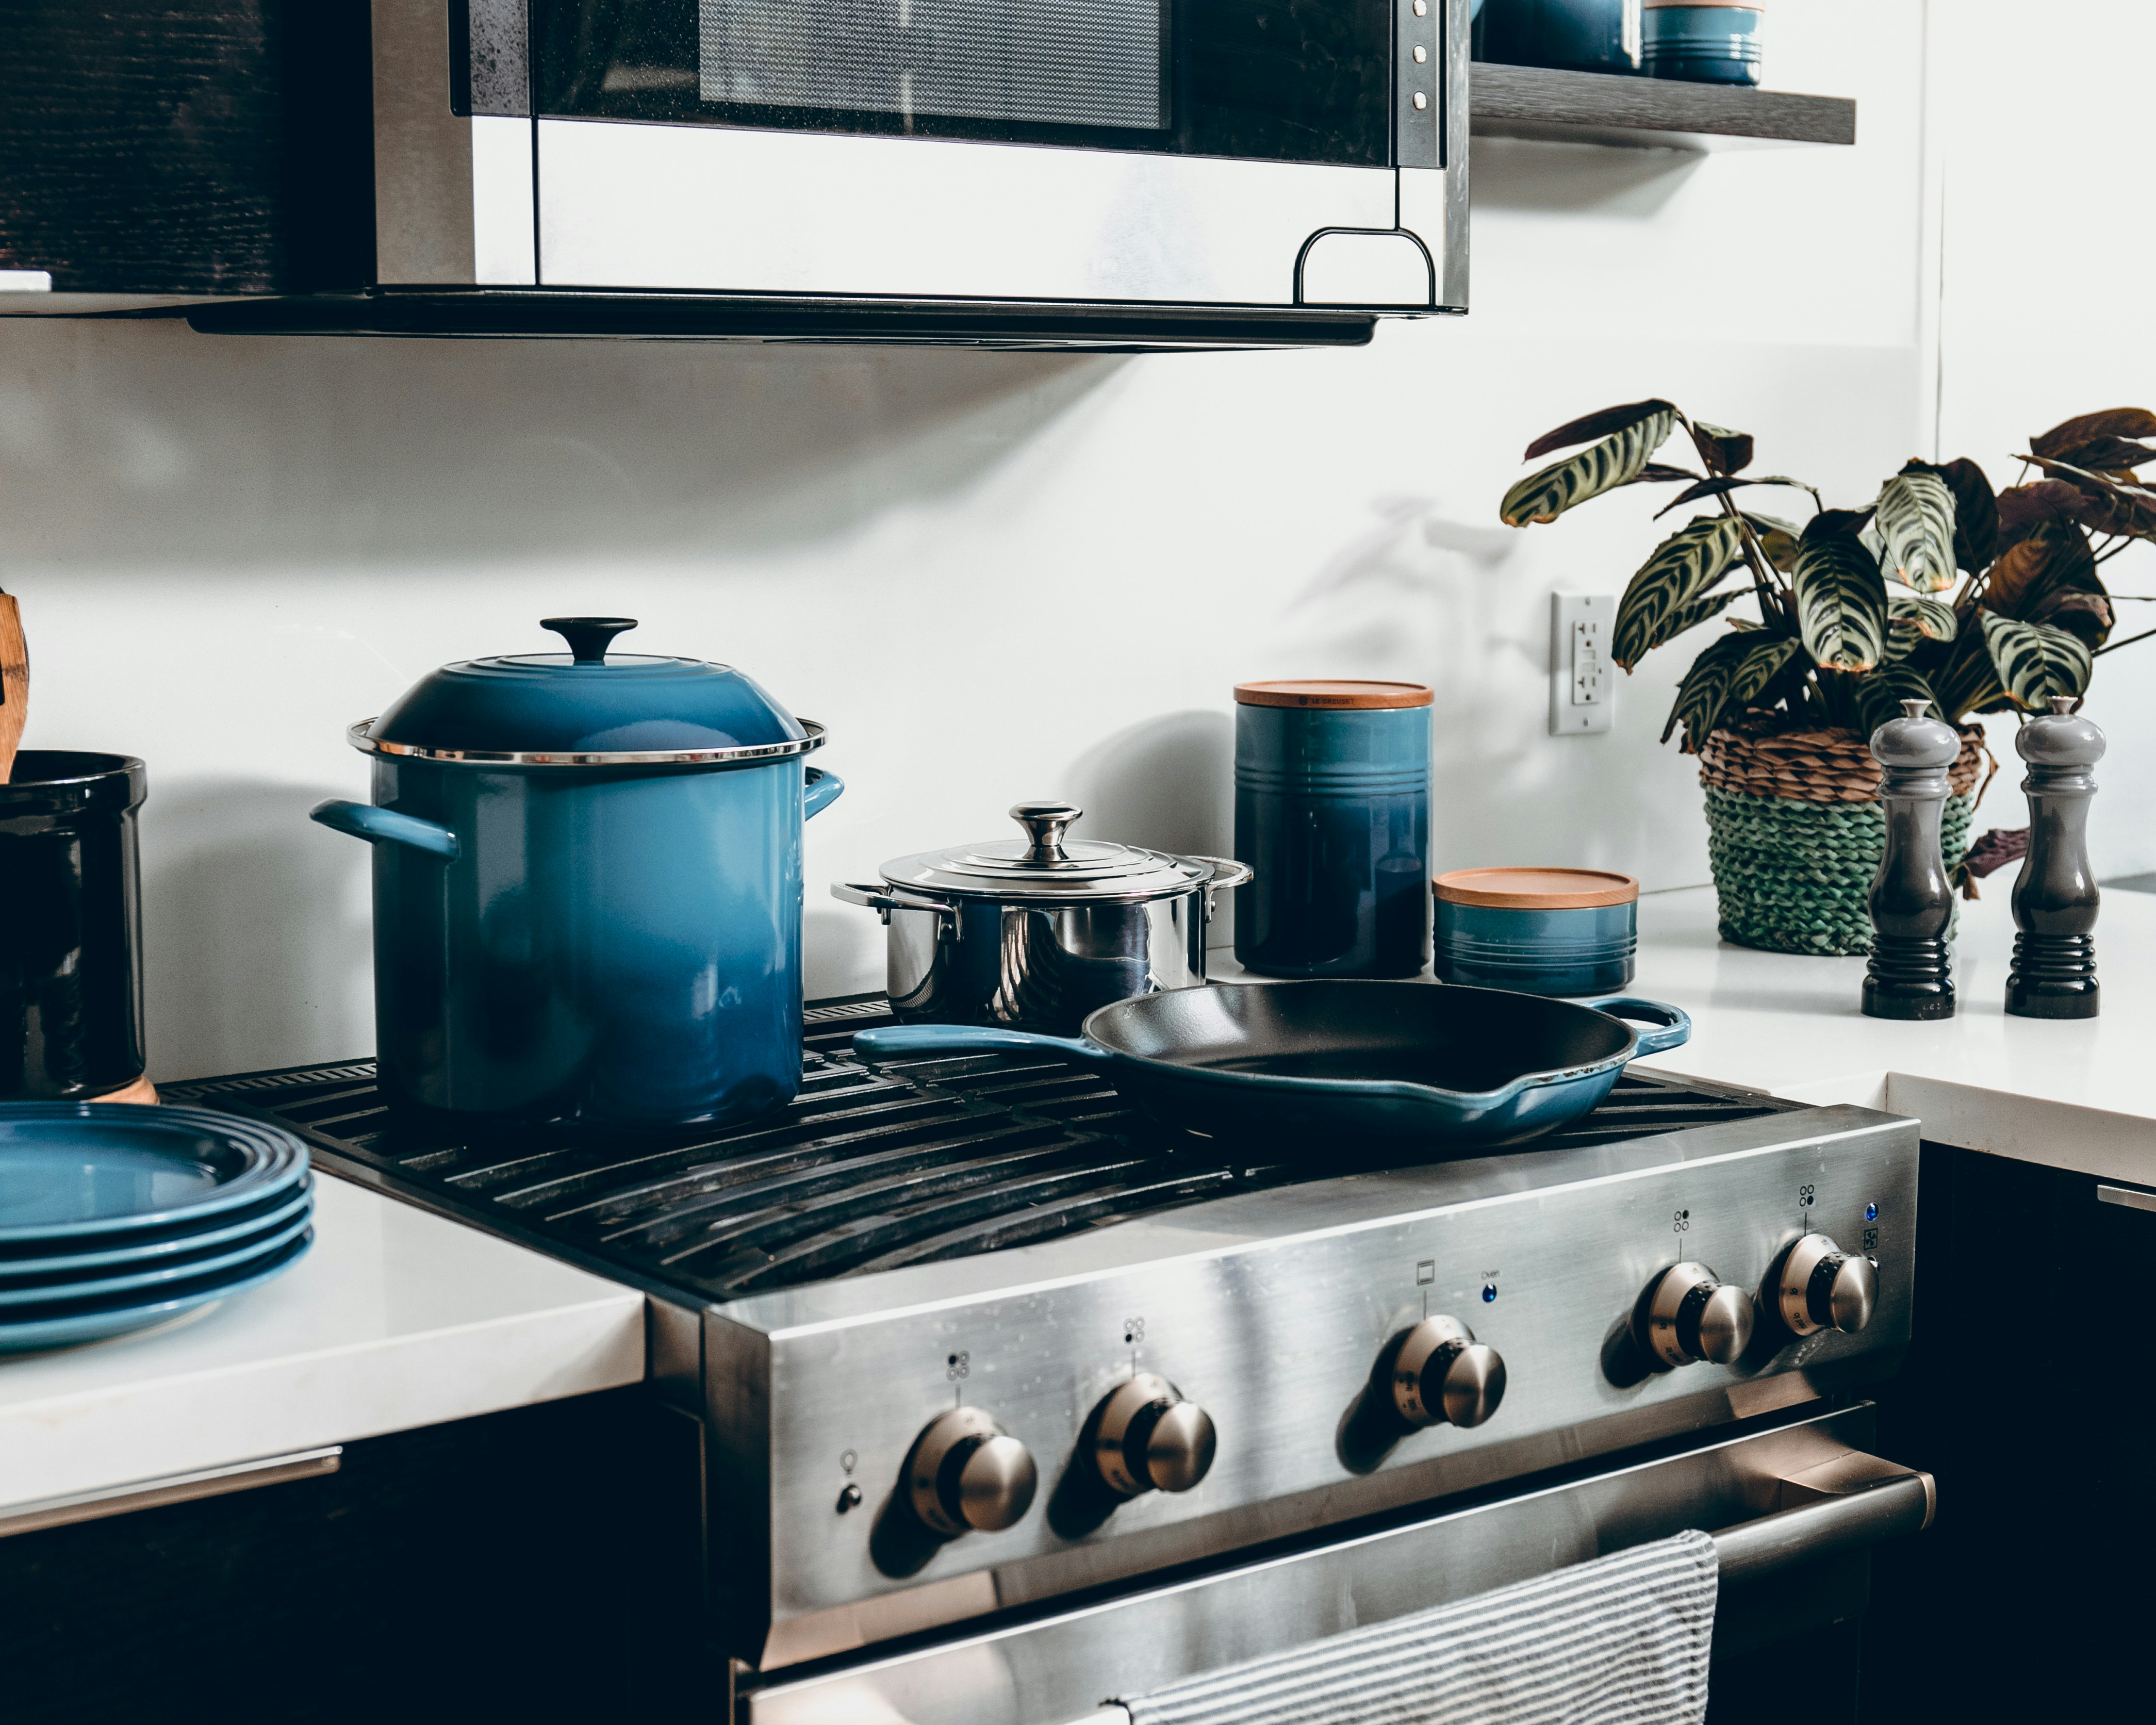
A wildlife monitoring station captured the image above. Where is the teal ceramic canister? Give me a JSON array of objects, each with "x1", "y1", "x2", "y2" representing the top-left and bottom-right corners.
[
  {"x1": 1641, "y1": 2, "x2": 1762, "y2": 84},
  {"x1": 1433, "y1": 867, "x2": 1639, "y2": 996},
  {"x1": 310, "y1": 618, "x2": 842, "y2": 1135},
  {"x1": 1233, "y1": 681, "x2": 1433, "y2": 978}
]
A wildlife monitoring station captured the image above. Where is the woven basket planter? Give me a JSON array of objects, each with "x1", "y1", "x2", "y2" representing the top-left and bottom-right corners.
[{"x1": 1700, "y1": 719, "x2": 1991, "y2": 956}]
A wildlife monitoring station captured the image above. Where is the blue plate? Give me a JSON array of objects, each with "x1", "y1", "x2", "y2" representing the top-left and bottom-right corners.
[
  {"x1": 0, "y1": 1228, "x2": 315, "y2": 1354},
  {"x1": 0, "y1": 1204, "x2": 313, "y2": 1307},
  {"x1": 0, "y1": 1178, "x2": 315, "y2": 1279},
  {"x1": 0, "y1": 1105, "x2": 308, "y2": 1243}
]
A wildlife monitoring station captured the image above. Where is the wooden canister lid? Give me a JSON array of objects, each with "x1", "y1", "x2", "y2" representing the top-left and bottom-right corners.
[
  {"x1": 1235, "y1": 680, "x2": 1435, "y2": 710},
  {"x1": 1433, "y1": 867, "x2": 1640, "y2": 909}
]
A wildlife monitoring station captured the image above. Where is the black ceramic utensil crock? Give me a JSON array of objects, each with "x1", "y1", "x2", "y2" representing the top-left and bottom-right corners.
[{"x1": 0, "y1": 752, "x2": 148, "y2": 1100}]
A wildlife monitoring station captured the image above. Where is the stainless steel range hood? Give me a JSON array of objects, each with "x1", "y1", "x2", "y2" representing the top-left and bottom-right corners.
[{"x1": 0, "y1": 0, "x2": 1470, "y2": 351}]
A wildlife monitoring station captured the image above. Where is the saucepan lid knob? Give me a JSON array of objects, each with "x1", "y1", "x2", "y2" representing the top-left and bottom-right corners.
[{"x1": 1010, "y1": 801, "x2": 1082, "y2": 865}]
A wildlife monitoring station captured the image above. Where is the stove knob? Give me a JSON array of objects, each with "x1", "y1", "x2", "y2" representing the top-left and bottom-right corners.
[
  {"x1": 906, "y1": 1407, "x2": 1038, "y2": 1537},
  {"x1": 1388, "y1": 1316, "x2": 1507, "y2": 1429},
  {"x1": 1091, "y1": 1373, "x2": 1217, "y2": 1497},
  {"x1": 1774, "y1": 1233, "x2": 1879, "y2": 1337},
  {"x1": 1638, "y1": 1262, "x2": 1755, "y2": 1368}
]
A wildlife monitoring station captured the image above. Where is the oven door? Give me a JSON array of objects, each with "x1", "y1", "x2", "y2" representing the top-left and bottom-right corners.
[
  {"x1": 738, "y1": 1403, "x2": 1932, "y2": 1725},
  {"x1": 373, "y1": 0, "x2": 1468, "y2": 315}
]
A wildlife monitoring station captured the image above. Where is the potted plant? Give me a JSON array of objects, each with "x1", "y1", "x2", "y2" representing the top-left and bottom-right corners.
[{"x1": 1499, "y1": 401, "x2": 2152, "y2": 952}]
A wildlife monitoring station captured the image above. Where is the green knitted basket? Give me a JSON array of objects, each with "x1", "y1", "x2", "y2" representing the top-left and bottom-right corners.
[{"x1": 1705, "y1": 786, "x2": 1974, "y2": 956}]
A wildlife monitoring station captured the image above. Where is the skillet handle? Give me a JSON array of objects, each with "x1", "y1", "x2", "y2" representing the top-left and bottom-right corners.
[
  {"x1": 853, "y1": 1025, "x2": 1108, "y2": 1063},
  {"x1": 1581, "y1": 996, "x2": 1692, "y2": 1058}
]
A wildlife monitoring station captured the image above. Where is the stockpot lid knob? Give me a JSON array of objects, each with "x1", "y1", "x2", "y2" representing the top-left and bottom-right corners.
[
  {"x1": 1010, "y1": 801, "x2": 1083, "y2": 865},
  {"x1": 541, "y1": 617, "x2": 639, "y2": 664}
]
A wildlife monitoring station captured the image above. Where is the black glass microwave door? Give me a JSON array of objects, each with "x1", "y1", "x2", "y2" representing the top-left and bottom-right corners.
[{"x1": 530, "y1": 0, "x2": 1394, "y2": 168}]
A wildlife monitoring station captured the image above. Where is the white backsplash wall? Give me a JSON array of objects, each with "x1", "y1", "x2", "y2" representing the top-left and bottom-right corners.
[{"x1": 0, "y1": 1, "x2": 1964, "y2": 1081}]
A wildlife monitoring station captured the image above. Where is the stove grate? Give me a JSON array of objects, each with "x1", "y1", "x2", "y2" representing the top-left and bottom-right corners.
[{"x1": 164, "y1": 997, "x2": 1789, "y2": 1301}]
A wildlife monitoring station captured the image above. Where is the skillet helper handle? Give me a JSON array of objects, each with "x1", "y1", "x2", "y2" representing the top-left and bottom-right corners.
[
  {"x1": 309, "y1": 799, "x2": 461, "y2": 861},
  {"x1": 853, "y1": 1025, "x2": 1108, "y2": 1064},
  {"x1": 1582, "y1": 995, "x2": 1692, "y2": 1058},
  {"x1": 804, "y1": 766, "x2": 845, "y2": 820}
]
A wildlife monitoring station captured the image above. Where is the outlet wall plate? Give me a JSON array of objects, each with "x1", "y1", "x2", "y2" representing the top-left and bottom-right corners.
[{"x1": 1550, "y1": 593, "x2": 1616, "y2": 735}]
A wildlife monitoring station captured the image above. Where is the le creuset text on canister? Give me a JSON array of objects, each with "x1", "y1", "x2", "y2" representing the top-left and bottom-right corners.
[
  {"x1": 1234, "y1": 680, "x2": 1433, "y2": 980},
  {"x1": 1, "y1": 752, "x2": 148, "y2": 1102},
  {"x1": 833, "y1": 801, "x2": 1250, "y2": 1037},
  {"x1": 311, "y1": 617, "x2": 842, "y2": 1134},
  {"x1": 1433, "y1": 867, "x2": 1640, "y2": 997}
]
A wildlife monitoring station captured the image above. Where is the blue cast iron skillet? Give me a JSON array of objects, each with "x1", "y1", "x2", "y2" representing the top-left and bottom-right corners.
[{"x1": 853, "y1": 980, "x2": 1691, "y2": 1153}]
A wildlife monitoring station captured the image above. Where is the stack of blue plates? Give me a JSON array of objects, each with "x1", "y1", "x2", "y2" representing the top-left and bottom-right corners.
[{"x1": 0, "y1": 1104, "x2": 314, "y2": 1353}]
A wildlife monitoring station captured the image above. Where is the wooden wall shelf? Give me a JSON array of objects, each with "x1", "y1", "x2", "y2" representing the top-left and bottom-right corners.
[{"x1": 1470, "y1": 64, "x2": 1856, "y2": 150}]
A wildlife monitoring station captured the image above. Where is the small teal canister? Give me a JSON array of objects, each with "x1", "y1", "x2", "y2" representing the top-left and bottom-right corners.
[
  {"x1": 1233, "y1": 680, "x2": 1433, "y2": 978},
  {"x1": 1434, "y1": 867, "x2": 1639, "y2": 996}
]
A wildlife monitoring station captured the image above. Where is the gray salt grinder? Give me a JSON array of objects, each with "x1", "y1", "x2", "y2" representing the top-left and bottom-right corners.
[
  {"x1": 1863, "y1": 699, "x2": 1958, "y2": 1021},
  {"x1": 2006, "y1": 696, "x2": 2105, "y2": 1018}
]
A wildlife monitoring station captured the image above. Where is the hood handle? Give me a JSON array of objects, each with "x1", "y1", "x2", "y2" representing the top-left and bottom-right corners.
[{"x1": 541, "y1": 616, "x2": 638, "y2": 663}]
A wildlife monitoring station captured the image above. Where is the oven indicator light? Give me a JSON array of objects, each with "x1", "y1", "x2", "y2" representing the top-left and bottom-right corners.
[
  {"x1": 1482, "y1": 1284, "x2": 1497, "y2": 1304},
  {"x1": 1865, "y1": 1202, "x2": 1879, "y2": 1221}
]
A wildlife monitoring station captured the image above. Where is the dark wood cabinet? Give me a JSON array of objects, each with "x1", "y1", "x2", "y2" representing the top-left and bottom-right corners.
[{"x1": 2, "y1": 1389, "x2": 707, "y2": 1723}]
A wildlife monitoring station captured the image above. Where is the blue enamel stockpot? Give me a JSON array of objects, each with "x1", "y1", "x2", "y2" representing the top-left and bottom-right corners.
[
  {"x1": 1478, "y1": 0, "x2": 1639, "y2": 74},
  {"x1": 311, "y1": 618, "x2": 842, "y2": 1134},
  {"x1": 1234, "y1": 681, "x2": 1432, "y2": 979},
  {"x1": 1642, "y1": 3, "x2": 1762, "y2": 84},
  {"x1": 1434, "y1": 867, "x2": 1639, "y2": 997}
]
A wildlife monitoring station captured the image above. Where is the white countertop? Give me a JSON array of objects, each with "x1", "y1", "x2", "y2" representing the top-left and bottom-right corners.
[
  {"x1": 1630, "y1": 883, "x2": 2155, "y2": 1183},
  {"x1": 0, "y1": 1172, "x2": 644, "y2": 1515}
]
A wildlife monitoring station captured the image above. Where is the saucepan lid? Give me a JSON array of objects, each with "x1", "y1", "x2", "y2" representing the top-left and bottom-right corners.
[
  {"x1": 880, "y1": 803, "x2": 1223, "y2": 905},
  {"x1": 350, "y1": 617, "x2": 824, "y2": 766}
]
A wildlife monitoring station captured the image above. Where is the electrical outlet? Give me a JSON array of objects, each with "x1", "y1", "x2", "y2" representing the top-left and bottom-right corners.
[{"x1": 1550, "y1": 593, "x2": 1616, "y2": 735}]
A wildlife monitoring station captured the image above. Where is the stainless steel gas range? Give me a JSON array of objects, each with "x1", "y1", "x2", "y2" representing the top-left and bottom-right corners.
[{"x1": 171, "y1": 995, "x2": 1932, "y2": 1725}]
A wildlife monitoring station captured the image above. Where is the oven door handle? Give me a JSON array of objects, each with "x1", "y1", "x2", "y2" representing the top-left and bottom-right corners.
[{"x1": 1060, "y1": 1454, "x2": 1935, "y2": 1725}]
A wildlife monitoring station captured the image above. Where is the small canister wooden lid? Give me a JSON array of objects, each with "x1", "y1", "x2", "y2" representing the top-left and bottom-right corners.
[
  {"x1": 1433, "y1": 867, "x2": 1640, "y2": 909},
  {"x1": 1235, "y1": 680, "x2": 1435, "y2": 710}
]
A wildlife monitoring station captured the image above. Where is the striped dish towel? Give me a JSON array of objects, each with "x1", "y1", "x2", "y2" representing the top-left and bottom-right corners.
[{"x1": 1118, "y1": 1530, "x2": 1718, "y2": 1725}]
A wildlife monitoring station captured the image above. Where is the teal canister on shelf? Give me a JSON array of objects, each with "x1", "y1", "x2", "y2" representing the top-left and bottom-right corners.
[
  {"x1": 1233, "y1": 680, "x2": 1433, "y2": 978},
  {"x1": 1433, "y1": 867, "x2": 1639, "y2": 996}
]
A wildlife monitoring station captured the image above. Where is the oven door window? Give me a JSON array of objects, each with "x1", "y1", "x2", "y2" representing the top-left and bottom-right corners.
[{"x1": 530, "y1": 0, "x2": 1395, "y2": 167}]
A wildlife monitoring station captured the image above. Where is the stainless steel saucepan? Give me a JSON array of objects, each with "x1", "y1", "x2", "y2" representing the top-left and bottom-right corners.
[{"x1": 833, "y1": 801, "x2": 1251, "y2": 1037}]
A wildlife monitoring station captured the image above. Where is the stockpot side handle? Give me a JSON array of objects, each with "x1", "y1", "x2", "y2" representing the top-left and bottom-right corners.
[
  {"x1": 309, "y1": 799, "x2": 460, "y2": 862},
  {"x1": 1581, "y1": 996, "x2": 1691, "y2": 1058},
  {"x1": 853, "y1": 1025, "x2": 1109, "y2": 1064},
  {"x1": 804, "y1": 767, "x2": 845, "y2": 820},
  {"x1": 831, "y1": 880, "x2": 961, "y2": 936},
  {"x1": 1184, "y1": 855, "x2": 1255, "y2": 910}
]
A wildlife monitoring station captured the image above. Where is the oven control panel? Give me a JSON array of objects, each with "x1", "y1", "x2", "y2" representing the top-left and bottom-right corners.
[{"x1": 698, "y1": 1104, "x2": 1918, "y2": 1669}]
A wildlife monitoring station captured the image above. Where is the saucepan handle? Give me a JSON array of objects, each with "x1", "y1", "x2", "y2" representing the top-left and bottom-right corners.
[
  {"x1": 853, "y1": 1025, "x2": 1109, "y2": 1064},
  {"x1": 1581, "y1": 996, "x2": 1692, "y2": 1058},
  {"x1": 309, "y1": 799, "x2": 460, "y2": 861}
]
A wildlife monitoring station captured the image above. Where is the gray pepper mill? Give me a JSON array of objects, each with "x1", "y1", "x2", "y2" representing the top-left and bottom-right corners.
[
  {"x1": 2006, "y1": 696, "x2": 2105, "y2": 1018},
  {"x1": 1863, "y1": 699, "x2": 1958, "y2": 1021}
]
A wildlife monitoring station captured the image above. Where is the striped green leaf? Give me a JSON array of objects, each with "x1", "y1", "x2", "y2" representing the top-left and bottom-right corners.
[
  {"x1": 1882, "y1": 588, "x2": 1958, "y2": 661},
  {"x1": 1793, "y1": 527, "x2": 1889, "y2": 672},
  {"x1": 1856, "y1": 667, "x2": 1943, "y2": 739},
  {"x1": 1661, "y1": 630, "x2": 1753, "y2": 749},
  {"x1": 1501, "y1": 409, "x2": 1676, "y2": 527},
  {"x1": 1875, "y1": 469, "x2": 1958, "y2": 593},
  {"x1": 1979, "y1": 611, "x2": 2093, "y2": 710},
  {"x1": 1659, "y1": 584, "x2": 1752, "y2": 643},
  {"x1": 1660, "y1": 630, "x2": 1798, "y2": 749},
  {"x1": 1611, "y1": 516, "x2": 1744, "y2": 669}
]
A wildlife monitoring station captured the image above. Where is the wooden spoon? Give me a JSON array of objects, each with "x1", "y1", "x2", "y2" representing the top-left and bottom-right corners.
[{"x1": 0, "y1": 590, "x2": 23, "y2": 784}]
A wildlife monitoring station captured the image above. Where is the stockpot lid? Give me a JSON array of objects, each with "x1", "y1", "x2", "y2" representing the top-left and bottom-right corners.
[
  {"x1": 880, "y1": 803, "x2": 1220, "y2": 905},
  {"x1": 351, "y1": 617, "x2": 823, "y2": 766}
]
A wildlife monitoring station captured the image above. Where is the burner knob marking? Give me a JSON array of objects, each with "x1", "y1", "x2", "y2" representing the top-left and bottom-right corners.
[
  {"x1": 906, "y1": 1406, "x2": 1039, "y2": 1536},
  {"x1": 1388, "y1": 1316, "x2": 1507, "y2": 1429},
  {"x1": 1091, "y1": 1373, "x2": 1218, "y2": 1498},
  {"x1": 1638, "y1": 1262, "x2": 1755, "y2": 1368},
  {"x1": 1774, "y1": 1233, "x2": 1878, "y2": 1336}
]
